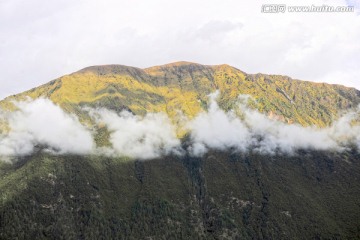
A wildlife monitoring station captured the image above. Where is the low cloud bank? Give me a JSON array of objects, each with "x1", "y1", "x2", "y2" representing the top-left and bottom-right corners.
[
  {"x1": 0, "y1": 95, "x2": 360, "y2": 160},
  {"x1": 88, "y1": 108, "x2": 182, "y2": 159},
  {"x1": 188, "y1": 92, "x2": 360, "y2": 156},
  {"x1": 0, "y1": 99, "x2": 95, "y2": 156}
]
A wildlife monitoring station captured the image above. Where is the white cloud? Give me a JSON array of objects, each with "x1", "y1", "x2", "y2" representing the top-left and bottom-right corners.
[
  {"x1": 194, "y1": 20, "x2": 244, "y2": 42},
  {"x1": 0, "y1": 0, "x2": 359, "y2": 99},
  {"x1": 188, "y1": 92, "x2": 360, "y2": 156},
  {"x1": 1, "y1": 95, "x2": 360, "y2": 160},
  {"x1": 0, "y1": 98, "x2": 95, "y2": 156},
  {"x1": 186, "y1": 92, "x2": 252, "y2": 154},
  {"x1": 88, "y1": 108, "x2": 182, "y2": 160},
  {"x1": 242, "y1": 107, "x2": 340, "y2": 154}
]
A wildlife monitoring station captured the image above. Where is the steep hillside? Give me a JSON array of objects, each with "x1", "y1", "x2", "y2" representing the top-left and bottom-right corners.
[
  {"x1": 1, "y1": 150, "x2": 359, "y2": 239},
  {"x1": 1, "y1": 62, "x2": 360, "y2": 239},
  {"x1": 1, "y1": 62, "x2": 360, "y2": 127}
]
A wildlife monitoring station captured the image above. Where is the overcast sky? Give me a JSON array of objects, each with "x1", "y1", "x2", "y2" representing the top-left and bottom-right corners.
[{"x1": 0, "y1": 0, "x2": 359, "y2": 99}]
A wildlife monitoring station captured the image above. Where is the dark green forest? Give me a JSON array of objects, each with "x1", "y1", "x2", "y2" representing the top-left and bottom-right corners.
[{"x1": 1, "y1": 149, "x2": 359, "y2": 239}]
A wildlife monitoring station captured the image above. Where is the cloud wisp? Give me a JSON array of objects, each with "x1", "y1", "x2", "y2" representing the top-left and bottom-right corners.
[
  {"x1": 88, "y1": 108, "x2": 182, "y2": 160},
  {"x1": 0, "y1": 95, "x2": 360, "y2": 161},
  {"x1": 187, "y1": 92, "x2": 360, "y2": 156},
  {"x1": 0, "y1": 98, "x2": 95, "y2": 156}
]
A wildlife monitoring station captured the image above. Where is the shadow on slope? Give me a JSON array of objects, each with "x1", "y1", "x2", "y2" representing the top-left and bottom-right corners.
[{"x1": 0, "y1": 150, "x2": 360, "y2": 239}]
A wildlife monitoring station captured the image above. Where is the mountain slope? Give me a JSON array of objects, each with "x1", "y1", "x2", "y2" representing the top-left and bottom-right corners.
[
  {"x1": 1, "y1": 62, "x2": 360, "y2": 128},
  {"x1": 1, "y1": 150, "x2": 360, "y2": 239},
  {"x1": 1, "y1": 62, "x2": 360, "y2": 239}
]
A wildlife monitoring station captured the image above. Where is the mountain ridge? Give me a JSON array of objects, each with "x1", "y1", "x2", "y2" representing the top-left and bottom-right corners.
[
  {"x1": 75, "y1": 62, "x2": 356, "y2": 91},
  {"x1": 1, "y1": 62, "x2": 359, "y2": 129}
]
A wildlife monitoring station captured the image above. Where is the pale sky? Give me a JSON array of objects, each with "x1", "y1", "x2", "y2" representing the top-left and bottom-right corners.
[{"x1": 0, "y1": 0, "x2": 359, "y2": 99}]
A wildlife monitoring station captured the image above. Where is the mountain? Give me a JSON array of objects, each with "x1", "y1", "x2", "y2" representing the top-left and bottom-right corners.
[
  {"x1": 2, "y1": 62, "x2": 360, "y2": 127},
  {"x1": 0, "y1": 62, "x2": 360, "y2": 239}
]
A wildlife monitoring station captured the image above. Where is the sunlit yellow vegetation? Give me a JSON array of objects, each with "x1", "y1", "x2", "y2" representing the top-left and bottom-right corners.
[{"x1": 1, "y1": 62, "x2": 359, "y2": 132}]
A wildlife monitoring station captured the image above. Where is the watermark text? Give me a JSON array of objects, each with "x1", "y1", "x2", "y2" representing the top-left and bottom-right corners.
[{"x1": 261, "y1": 4, "x2": 354, "y2": 13}]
